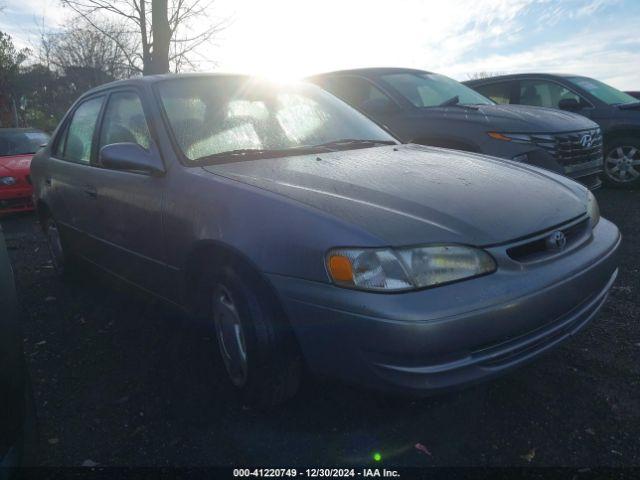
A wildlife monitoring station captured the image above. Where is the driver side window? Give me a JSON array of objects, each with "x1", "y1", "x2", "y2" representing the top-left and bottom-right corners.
[
  {"x1": 99, "y1": 91, "x2": 151, "y2": 154},
  {"x1": 519, "y1": 80, "x2": 582, "y2": 109}
]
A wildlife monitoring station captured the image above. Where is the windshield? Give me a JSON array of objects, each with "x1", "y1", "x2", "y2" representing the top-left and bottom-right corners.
[
  {"x1": 380, "y1": 72, "x2": 494, "y2": 107},
  {"x1": 567, "y1": 76, "x2": 638, "y2": 106},
  {"x1": 157, "y1": 78, "x2": 396, "y2": 163},
  {"x1": 0, "y1": 130, "x2": 49, "y2": 156}
]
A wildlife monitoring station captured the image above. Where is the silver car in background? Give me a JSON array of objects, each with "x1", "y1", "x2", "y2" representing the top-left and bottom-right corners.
[{"x1": 31, "y1": 74, "x2": 620, "y2": 406}]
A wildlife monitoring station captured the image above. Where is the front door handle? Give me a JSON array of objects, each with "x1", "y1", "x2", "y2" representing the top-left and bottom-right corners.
[{"x1": 84, "y1": 185, "x2": 97, "y2": 198}]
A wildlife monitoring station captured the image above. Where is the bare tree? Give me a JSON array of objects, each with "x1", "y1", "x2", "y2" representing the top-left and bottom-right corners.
[
  {"x1": 39, "y1": 16, "x2": 139, "y2": 83},
  {"x1": 467, "y1": 71, "x2": 505, "y2": 80},
  {"x1": 59, "y1": 0, "x2": 228, "y2": 75}
]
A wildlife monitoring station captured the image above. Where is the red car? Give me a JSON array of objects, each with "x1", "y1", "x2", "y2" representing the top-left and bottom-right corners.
[{"x1": 0, "y1": 128, "x2": 50, "y2": 214}]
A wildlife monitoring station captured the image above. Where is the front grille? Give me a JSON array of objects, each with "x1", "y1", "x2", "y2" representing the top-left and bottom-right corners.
[
  {"x1": 530, "y1": 128, "x2": 603, "y2": 172},
  {"x1": 507, "y1": 218, "x2": 590, "y2": 262}
]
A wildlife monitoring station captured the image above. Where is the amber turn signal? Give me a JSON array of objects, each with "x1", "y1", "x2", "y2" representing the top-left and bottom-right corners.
[
  {"x1": 327, "y1": 255, "x2": 353, "y2": 282},
  {"x1": 487, "y1": 132, "x2": 511, "y2": 141}
]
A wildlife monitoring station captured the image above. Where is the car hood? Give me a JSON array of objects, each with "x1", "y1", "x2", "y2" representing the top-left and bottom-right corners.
[
  {"x1": 422, "y1": 103, "x2": 598, "y2": 133},
  {"x1": 203, "y1": 144, "x2": 588, "y2": 246},
  {"x1": 0, "y1": 155, "x2": 32, "y2": 175},
  {"x1": 618, "y1": 101, "x2": 640, "y2": 111}
]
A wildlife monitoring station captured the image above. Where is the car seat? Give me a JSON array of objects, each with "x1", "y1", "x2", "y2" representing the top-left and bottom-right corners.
[{"x1": 521, "y1": 85, "x2": 543, "y2": 106}]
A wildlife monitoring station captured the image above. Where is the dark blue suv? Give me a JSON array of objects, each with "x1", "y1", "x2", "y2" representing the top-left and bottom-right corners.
[
  {"x1": 308, "y1": 68, "x2": 604, "y2": 190},
  {"x1": 466, "y1": 73, "x2": 640, "y2": 188}
]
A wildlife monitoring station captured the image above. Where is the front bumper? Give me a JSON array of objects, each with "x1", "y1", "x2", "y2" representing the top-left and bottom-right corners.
[
  {"x1": 268, "y1": 218, "x2": 620, "y2": 394},
  {"x1": 481, "y1": 141, "x2": 603, "y2": 190},
  {"x1": 512, "y1": 148, "x2": 602, "y2": 190},
  {"x1": 0, "y1": 186, "x2": 34, "y2": 214}
]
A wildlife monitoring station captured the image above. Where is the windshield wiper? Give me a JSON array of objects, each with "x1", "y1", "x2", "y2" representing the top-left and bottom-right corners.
[
  {"x1": 439, "y1": 95, "x2": 460, "y2": 107},
  {"x1": 194, "y1": 139, "x2": 396, "y2": 164},
  {"x1": 437, "y1": 95, "x2": 479, "y2": 110},
  {"x1": 194, "y1": 146, "x2": 332, "y2": 163},
  {"x1": 309, "y1": 139, "x2": 397, "y2": 150}
]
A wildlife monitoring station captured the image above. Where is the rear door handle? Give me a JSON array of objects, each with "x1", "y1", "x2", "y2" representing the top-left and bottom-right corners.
[
  {"x1": 45, "y1": 177, "x2": 52, "y2": 186},
  {"x1": 84, "y1": 185, "x2": 97, "y2": 198}
]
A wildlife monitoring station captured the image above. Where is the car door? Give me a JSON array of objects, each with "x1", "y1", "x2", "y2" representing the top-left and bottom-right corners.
[
  {"x1": 46, "y1": 95, "x2": 105, "y2": 255},
  {"x1": 84, "y1": 89, "x2": 172, "y2": 299}
]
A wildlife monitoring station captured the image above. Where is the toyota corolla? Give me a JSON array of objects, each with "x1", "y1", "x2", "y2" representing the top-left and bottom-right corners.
[{"x1": 31, "y1": 74, "x2": 620, "y2": 406}]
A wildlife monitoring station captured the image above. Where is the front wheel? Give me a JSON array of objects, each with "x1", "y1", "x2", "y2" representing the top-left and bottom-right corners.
[
  {"x1": 603, "y1": 138, "x2": 640, "y2": 188},
  {"x1": 205, "y1": 263, "x2": 302, "y2": 407}
]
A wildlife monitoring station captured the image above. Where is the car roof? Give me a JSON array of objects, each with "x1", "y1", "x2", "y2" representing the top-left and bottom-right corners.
[
  {"x1": 80, "y1": 72, "x2": 264, "y2": 97},
  {"x1": 464, "y1": 73, "x2": 584, "y2": 85},
  {"x1": 308, "y1": 67, "x2": 434, "y2": 80}
]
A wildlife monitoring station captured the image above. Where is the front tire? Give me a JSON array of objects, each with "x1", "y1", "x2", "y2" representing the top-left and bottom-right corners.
[
  {"x1": 603, "y1": 137, "x2": 640, "y2": 188},
  {"x1": 205, "y1": 263, "x2": 302, "y2": 407}
]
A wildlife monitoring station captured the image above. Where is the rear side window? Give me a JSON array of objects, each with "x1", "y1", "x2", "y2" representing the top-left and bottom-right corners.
[
  {"x1": 518, "y1": 80, "x2": 582, "y2": 109},
  {"x1": 62, "y1": 97, "x2": 104, "y2": 163},
  {"x1": 99, "y1": 91, "x2": 151, "y2": 151},
  {"x1": 54, "y1": 126, "x2": 67, "y2": 157},
  {"x1": 474, "y1": 82, "x2": 514, "y2": 104}
]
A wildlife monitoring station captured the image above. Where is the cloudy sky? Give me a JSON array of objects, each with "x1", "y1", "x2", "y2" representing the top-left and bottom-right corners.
[{"x1": 1, "y1": 0, "x2": 639, "y2": 89}]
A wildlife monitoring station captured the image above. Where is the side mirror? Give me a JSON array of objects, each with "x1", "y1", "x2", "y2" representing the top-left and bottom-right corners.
[
  {"x1": 558, "y1": 98, "x2": 581, "y2": 112},
  {"x1": 99, "y1": 143, "x2": 164, "y2": 175}
]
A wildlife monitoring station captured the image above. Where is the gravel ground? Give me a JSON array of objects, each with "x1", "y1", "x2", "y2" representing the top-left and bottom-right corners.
[{"x1": 1, "y1": 188, "x2": 639, "y2": 468}]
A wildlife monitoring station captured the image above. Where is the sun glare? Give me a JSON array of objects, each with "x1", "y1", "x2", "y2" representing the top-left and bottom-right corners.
[
  {"x1": 209, "y1": 0, "x2": 353, "y2": 82},
  {"x1": 255, "y1": 66, "x2": 304, "y2": 84}
]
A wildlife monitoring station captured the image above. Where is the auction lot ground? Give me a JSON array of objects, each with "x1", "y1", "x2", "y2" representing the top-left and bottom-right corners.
[{"x1": 1, "y1": 188, "x2": 638, "y2": 467}]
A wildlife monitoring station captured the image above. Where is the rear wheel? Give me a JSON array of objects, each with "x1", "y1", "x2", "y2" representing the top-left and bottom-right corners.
[
  {"x1": 603, "y1": 138, "x2": 640, "y2": 188},
  {"x1": 204, "y1": 263, "x2": 302, "y2": 407}
]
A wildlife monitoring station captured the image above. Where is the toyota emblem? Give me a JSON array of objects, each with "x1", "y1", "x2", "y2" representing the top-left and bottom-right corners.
[{"x1": 546, "y1": 230, "x2": 567, "y2": 251}]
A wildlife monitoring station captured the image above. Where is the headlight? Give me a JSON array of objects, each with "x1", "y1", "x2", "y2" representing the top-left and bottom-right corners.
[
  {"x1": 587, "y1": 190, "x2": 600, "y2": 228},
  {"x1": 326, "y1": 245, "x2": 496, "y2": 292},
  {"x1": 0, "y1": 176, "x2": 17, "y2": 186},
  {"x1": 488, "y1": 132, "x2": 555, "y2": 144}
]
